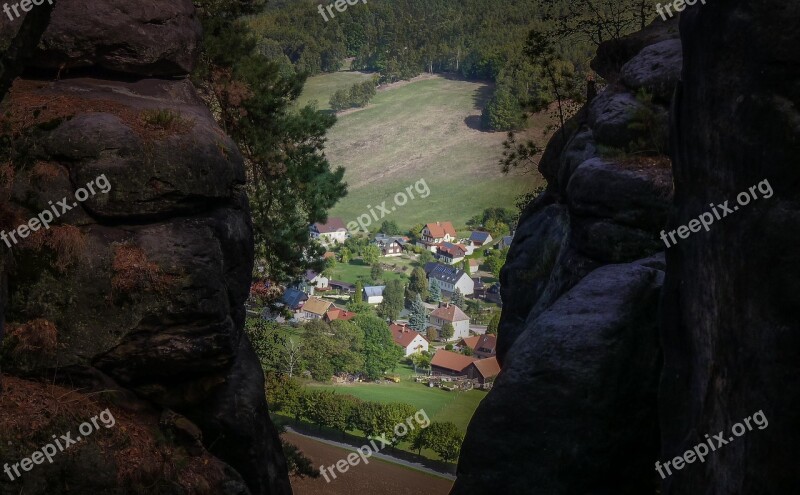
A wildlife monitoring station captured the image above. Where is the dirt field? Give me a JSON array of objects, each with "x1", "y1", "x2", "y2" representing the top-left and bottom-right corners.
[{"x1": 285, "y1": 432, "x2": 454, "y2": 495}]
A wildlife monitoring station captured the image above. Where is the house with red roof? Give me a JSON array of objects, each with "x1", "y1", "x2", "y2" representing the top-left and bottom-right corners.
[
  {"x1": 465, "y1": 356, "x2": 501, "y2": 385},
  {"x1": 473, "y1": 334, "x2": 497, "y2": 359},
  {"x1": 389, "y1": 322, "x2": 429, "y2": 356},
  {"x1": 324, "y1": 308, "x2": 357, "y2": 323},
  {"x1": 435, "y1": 242, "x2": 468, "y2": 265},
  {"x1": 418, "y1": 221, "x2": 457, "y2": 252},
  {"x1": 429, "y1": 302, "x2": 470, "y2": 341},
  {"x1": 431, "y1": 350, "x2": 502, "y2": 385}
]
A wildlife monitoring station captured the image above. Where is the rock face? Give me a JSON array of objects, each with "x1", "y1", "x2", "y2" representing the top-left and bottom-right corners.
[
  {"x1": 454, "y1": 18, "x2": 680, "y2": 495},
  {"x1": 0, "y1": 2, "x2": 290, "y2": 495},
  {"x1": 660, "y1": 2, "x2": 800, "y2": 493}
]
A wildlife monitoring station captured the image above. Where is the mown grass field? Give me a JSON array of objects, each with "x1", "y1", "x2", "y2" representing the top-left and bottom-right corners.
[
  {"x1": 297, "y1": 71, "x2": 550, "y2": 231},
  {"x1": 306, "y1": 364, "x2": 487, "y2": 433}
]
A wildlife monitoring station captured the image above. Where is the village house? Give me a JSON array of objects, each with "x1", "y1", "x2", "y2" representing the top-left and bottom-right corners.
[
  {"x1": 430, "y1": 350, "x2": 501, "y2": 385},
  {"x1": 390, "y1": 322, "x2": 429, "y2": 356},
  {"x1": 469, "y1": 231, "x2": 493, "y2": 247},
  {"x1": 373, "y1": 233, "x2": 405, "y2": 257},
  {"x1": 460, "y1": 334, "x2": 497, "y2": 359},
  {"x1": 302, "y1": 270, "x2": 329, "y2": 295},
  {"x1": 363, "y1": 285, "x2": 385, "y2": 304},
  {"x1": 425, "y1": 262, "x2": 474, "y2": 296},
  {"x1": 310, "y1": 217, "x2": 348, "y2": 246},
  {"x1": 499, "y1": 231, "x2": 515, "y2": 249},
  {"x1": 329, "y1": 280, "x2": 355, "y2": 294},
  {"x1": 324, "y1": 308, "x2": 357, "y2": 323},
  {"x1": 429, "y1": 302, "x2": 470, "y2": 341},
  {"x1": 418, "y1": 221, "x2": 457, "y2": 251},
  {"x1": 281, "y1": 288, "x2": 308, "y2": 314},
  {"x1": 300, "y1": 297, "x2": 332, "y2": 321},
  {"x1": 435, "y1": 242, "x2": 468, "y2": 265},
  {"x1": 468, "y1": 259, "x2": 479, "y2": 274}
]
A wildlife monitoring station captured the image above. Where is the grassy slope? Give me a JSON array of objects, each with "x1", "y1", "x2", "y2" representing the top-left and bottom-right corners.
[{"x1": 299, "y1": 72, "x2": 548, "y2": 231}]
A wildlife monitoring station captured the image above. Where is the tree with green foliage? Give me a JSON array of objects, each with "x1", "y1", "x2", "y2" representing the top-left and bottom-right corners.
[
  {"x1": 462, "y1": 346, "x2": 473, "y2": 356},
  {"x1": 299, "y1": 320, "x2": 339, "y2": 381},
  {"x1": 370, "y1": 263, "x2": 383, "y2": 282},
  {"x1": 418, "y1": 422, "x2": 464, "y2": 462},
  {"x1": 330, "y1": 320, "x2": 366, "y2": 374},
  {"x1": 354, "y1": 280, "x2": 364, "y2": 304},
  {"x1": 356, "y1": 314, "x2": 403, "y2": 380},
  {"x1": 246, "y1": 319, "x2": 303, "y2": 377},
  {"x1": 407, "y1": 266, "x2": 429, "y2": 302},
  {"x1": 440, "y1": 322, "x2": 455, "y2": 341},
  {"x1": 195, "y1": 6, "x2": 347, "y2": 284},
  {"x1": 362, "y1": 245, "x2": 381, "y2": 265},
  {"x1": 487, "y1": 312, "x2": 501, "y2": 336},
  {"x1": 265, "y1": 372, "x2": 303, "y2": 414},
  {"x1": 481, "y1": 87, "x2": 527, "y2": 131},
  {"x1": 408, "y1": 223, "x2": 425, "y2": 243},
  {"x1": 451, "y1": 288, "x2": 465, "y2": 308},
  {"x1": 485, "y1": 248, "x2": 510, "y2": 278},
  {"x1": 426, "y1": 326, "x2": 438, "y2": 342},
  {"x1": 411, "y1": 352, "x2": 431, "y2": 373},
  {"x1": 409, "y1": 294, "x2": 428, "y2": 333},
  {"x1": 428, "y1": 279, "x2": 442, "y2": 304},
  {"x1": 377, "y1": 279, "x2": 404, "y2": 321},
  {"x1": 379, "y1": 220, "x2": 401, "y2": 235},
  {"x1": 460, "y1": 260, "x2": 470, "y2": 274},
  {"x1": 340, "y1": 247, "x2": 352, "y2": 264}
]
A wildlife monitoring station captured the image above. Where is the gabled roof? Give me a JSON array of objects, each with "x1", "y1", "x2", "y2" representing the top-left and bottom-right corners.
[
  {"x1": 431, "y1": 350, "x2": 477, "y2": 373},
  {"x1": 305, "y1": 270, "x2": 322, "y2": 282},
  {"x1": 390, "y1": 323, "x2": 428, "y2": 348},
  {"x1": 459, "y1": 335, "x2": 481, "y2": 350},
  {"x1": 325, "y1": 308, "x2": 357, "y2": 322},
  {"x1": 364, "y1": 286, "x2": 385, "y2": 297},
  {"x1": 471, "y1": 356, "x2": 501, "y2": 379},
  {"x1": 475, "y1": 334, "x2": 497, "y2": 354},
  {"x1": 424, "y1": 222, "x2": 456, "y2": 238},
  {"x1": 303, "y1": 297, "x2": 332, "y2": 316},
  {"x1": 437, "y1": 242, "x2": 466, "y2": 257},
  {"x1": 469, "y1": 259, "x2": 479, "y2": 267},
  {"x1": 469, "y1": 231, "x2": 491, "y2": 242},
  {"x1": 282, "y1": 288, "x2": 308, "y2": 308},
  {"x1": 425, "y1": 263, "x2": 468, "y2": 284},
  {"x1": 329, "y1": 280, "x2": 355, "y2": 290},
  {"x1": 313, "y1": 217, "x2": 347, "y2": 234},
  {"x1": 431, "y1": 303, "x2": 469, "y2": 322}
]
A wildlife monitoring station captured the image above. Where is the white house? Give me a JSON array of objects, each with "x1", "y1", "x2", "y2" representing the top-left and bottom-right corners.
[
  {"x1": 435, "y1": 242, "x2": 467, "y2": 265},
  {"x1": 310, "y1": 217, "x2": 348, "y2": 245},
  {"x1": 424, "y1": 262, "x2": 474, "y2": 296},
  {"x1": 429, "y1": 302, "x2": 470, "y2": 341},
  {"x1": 390, "y1": 322, "x2": 429, "y2": 356},
  {"x1": 363, "y1": 285, "x2": 385, "y2": 304},
  {"x1": 303, "y1": 270, "x2": 329, "y2": 295}
]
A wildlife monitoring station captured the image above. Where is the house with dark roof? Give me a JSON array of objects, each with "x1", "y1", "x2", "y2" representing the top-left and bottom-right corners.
[
  {"x1": 281, "y1": 288, "x2": 308, "y2": 312},
  {"x1": 373, "y1": 234, "x2": 404, "y2": 257},
  {"x1": 329, "y1": 280, "x2": 355, "y2": 294},
  {"x1": 389, "y1": 322, "x2": 429, "y2": 356},
  {"x1": 436, "y1": 242, "x2": 467, "y2": 265},
  {"x1": 303, "y1": 270, "x2": 329, "y2": 295},
  {"x1": 429, "y1": 302, "x2": 470, "y2": 341},
  {"x1": 310, "y1": 217, "x2": 348, "y2": 245},
  {"x1": 472, "y1": 334, "x2": 497, "y2": 359},
  {"x1": 424, "y1": 262, "x2": 474, "y2": 296},
  {"x1": 469, "y1": 231, "x2": 493, "y2": 247},
  {"x1": 499, "y1": 233, "x2": 514, "y2": 249}
]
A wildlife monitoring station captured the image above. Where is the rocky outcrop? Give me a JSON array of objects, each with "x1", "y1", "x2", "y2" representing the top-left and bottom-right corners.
[
  {"x1": 455, "y1": 17, "x2": 680, "y2": 494},
  {"x1": 0, "y1": 2, "x2": 290, "y2": 494},
  {"x1": 660, "y1": 2, "x2": 800, "y2": 493}
]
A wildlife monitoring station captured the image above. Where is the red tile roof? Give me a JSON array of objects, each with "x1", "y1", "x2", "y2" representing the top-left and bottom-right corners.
[
  {"x1": 425, "y1": 222, "x2": 456, "y2": 239},
  {"x1": 475, "y1": 334, "x2": 497, "y2": 354},
  {"x1": 470, "y1": 356, "x2": 501, "y2": 379},
  {"x1": 459, "y1": 335, "x2": 481, "y2": 350},
  {"x1": 431, "y1": 350, "x2": 477, "y2": 373},
  {"x1": 325, "y1": 308, "x2": 357, "y2": 322},
  {"x1": 390, "y1": 323, "x2": 427, "y2": 348},
  {"x1": 431, "y1": 303, "x2": 469, "y2": 322}
]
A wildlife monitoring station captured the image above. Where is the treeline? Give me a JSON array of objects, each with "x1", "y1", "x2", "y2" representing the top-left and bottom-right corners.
[
  {"x1": 248, "y1": 0, "x2": 653, "y2": 129},
  {"x1": 268, "y1": 377, "x2": 464, "y2": 462}
]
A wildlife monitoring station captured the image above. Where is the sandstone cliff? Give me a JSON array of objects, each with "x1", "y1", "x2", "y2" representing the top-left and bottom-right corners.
[{"x1": 0, "y1": 2, "x2": 290, "y2": 494}]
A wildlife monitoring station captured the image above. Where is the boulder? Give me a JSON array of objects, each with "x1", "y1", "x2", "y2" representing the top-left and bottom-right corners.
[{"x1": 621, "y1": 39, "x2": 683, "y2": 103}]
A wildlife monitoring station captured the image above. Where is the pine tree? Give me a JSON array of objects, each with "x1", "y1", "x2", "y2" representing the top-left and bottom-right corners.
[
  {"x1": 354, "y1": 280, "x2": 364, "y2": 304},
  {"x1": 409, "y1": 294, "x2": 427, "y2": 332},
  {"x1": 451, "y1": 287, "x2": 465, "y2": 308},
  {"x1": 429, "y1": 279, "x2": 441, "y2": 304}
]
